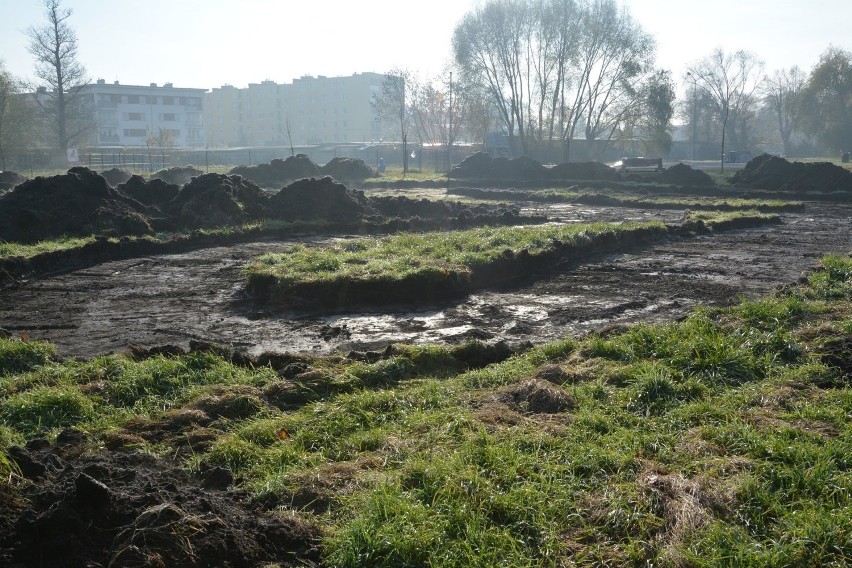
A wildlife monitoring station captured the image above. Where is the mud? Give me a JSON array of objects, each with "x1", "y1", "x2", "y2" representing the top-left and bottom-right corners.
[
  {"x1": 0, "y1": 170, "x2": 27, "y2": 191},
  {"x1": 1, "y1": 203, "x2": 848, "y2": 360},
  {"x1": 0, "y1": 434, "x2": 321, "y2": 567}
]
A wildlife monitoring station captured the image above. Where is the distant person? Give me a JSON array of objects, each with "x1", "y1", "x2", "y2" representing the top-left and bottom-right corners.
[{"x1": 377, "y1": 157, "x2": 386, "y2": 174}]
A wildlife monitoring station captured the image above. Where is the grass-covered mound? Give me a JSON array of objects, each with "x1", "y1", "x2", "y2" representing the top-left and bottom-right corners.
[
  {"x1": 246, "y1": 221, "x2": 666, "y2": 308},
  {"x1": 0, "y1": 254, "x2": 849, "y2": 566},
  {"x1": 245, "y1": 212, "x2": 779, "y2": 309}
]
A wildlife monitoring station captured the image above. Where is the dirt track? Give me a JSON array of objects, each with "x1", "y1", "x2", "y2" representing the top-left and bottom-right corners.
[{"x1": 1, "y1": 203, "x2": 849, "y2": 359}]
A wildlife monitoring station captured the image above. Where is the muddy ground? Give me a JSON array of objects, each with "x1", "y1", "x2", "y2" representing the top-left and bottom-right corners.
[{"x1": 2, "y1": 201, "x2": 849, "y2": 360}]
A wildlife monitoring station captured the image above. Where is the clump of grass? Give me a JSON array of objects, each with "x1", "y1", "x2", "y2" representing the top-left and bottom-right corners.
[
  {"x1": 0, "y1": 338, "x2": 57, "y2": 376},
  {"x1": 1, "y1": 384, "x2": 94, "y2": 436}
]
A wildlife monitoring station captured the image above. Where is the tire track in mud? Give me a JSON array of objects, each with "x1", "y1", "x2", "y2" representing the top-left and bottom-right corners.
[{"x1": 1, "y1": 204, "x2": 849, "y2": 359}]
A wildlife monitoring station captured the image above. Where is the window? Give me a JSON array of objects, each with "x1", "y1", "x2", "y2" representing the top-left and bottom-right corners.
[
  {"x1": 160, "y1": 113, "x2": 177, "y2": 121},
  {"x1": 123, "y1": 128, "x2": 147, "y2": 137},
  {"x1": 163, "y1": 96, "x2": 174, "y2": 105},
  {"x1": 143, "y1": 95, "x2": 156, "y2": 104},
  {"x1": 123, "y1": 112, "x2": 144, "y2": 121},
  {"x1": 127, "y1": 95, "x2": 140, "y2": 104}
]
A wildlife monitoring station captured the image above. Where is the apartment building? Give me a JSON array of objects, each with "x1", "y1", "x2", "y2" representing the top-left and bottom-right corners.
[
  {"x1": 204, "y1": 72, "x2": 389, "y2": 147},
  {"x1": 86, "y1": 80, "x2": 206, "y2": 148}
]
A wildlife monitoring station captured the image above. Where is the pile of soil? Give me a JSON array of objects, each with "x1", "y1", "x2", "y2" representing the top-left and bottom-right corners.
[
  {"x1": 320, "y1": 157, "x2": 375, "y2": 181},
  {"x1": 117, "y1": 175, "x2": 180, "y2": 209},
  {"x1": 659, "y1": 163, "x2": 715, "y2": 186},
  {"x1": 0, "y1": 433, "x2": 321, "y2": 567},
  {"x1": 230, "y1": 154, "x2": 321, "y2": 188},
  {"x1": 731, "y1": 154, "x2": 852, "y2": 193},
  {"x1": 452, "y1": 152, "x2": 620, "y2": 182},
  {"x1": 269, "y1": 176, "x2": 368, "y2": 221},
  {"x1": 99, "y1": 168, "x2": 133, "y2": 188},
  {"x1": 166, "y1": 173, "x2": 270, "y2": 228},
  {"x1": 491, "y1": 378, "x2": 576, "y2": 413},
  {"x1": 0, "y1": 167, "x2": 153, "y2": 243},
  {"x1": 150, "y1": 166, "x2": 203, "y2": 186},
  {"x1": 0, "y1": 171, "x2": 27, "y2": 191},
  {"x1": 550, "y1": 161, "x2": 621, "y2": 181}
]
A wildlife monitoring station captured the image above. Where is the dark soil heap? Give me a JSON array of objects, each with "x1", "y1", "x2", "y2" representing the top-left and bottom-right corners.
[
  {"x1": 0, "y1": 171, "x2": 27, "y2": 191},
  {"x1": 659, "y1": 163, "x2": 715, "y2": 186},
  {"x1": 99, "y1": 168, "x2": 133, "y2": 188},
  {"x1": 117, "y1": 175, "x2": 180, "y2": 209},
  {"x1": 320, "y1": 156, "x2": 375, "y2": 181},
  {"x1": 452, "y1": 152, "x2": 550, "y2": 180},
  {"x1": 269, "y1": 176, "x2": 368, "y2": 221},
  {"x1": 230, "y1": 154, "x2": 321, "y2": 188},
  {"x1": 731, "y1": 153, "x2": 852, "y2": 193},
  {"x1": 0, "y1": 167, "x2": 153, "y2": 243},
  {"x1": 550, "y1": 161, "x2": 621, "y2": 181},
  {"x1": 166, "y1": 173, "x2": 270, "y2": 228},
  {"x1": 0, "y1": 434, "x2": 321, "y2": 567},
  {"x1": 150, "y1": 165, "x2": 203, "y2": 186},
  {"x1": 452, "y1": 152, "x2": 620, "y2": 182}
]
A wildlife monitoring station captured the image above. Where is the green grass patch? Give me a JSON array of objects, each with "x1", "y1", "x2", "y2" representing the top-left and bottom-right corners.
[{"x1": 247, "y1": 221, "x2": 664, "y2": 287}]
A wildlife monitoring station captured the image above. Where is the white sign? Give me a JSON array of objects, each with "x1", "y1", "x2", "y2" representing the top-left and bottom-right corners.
[{"x1": 67, "y1": 148, "x2": 79, "y2": 163}]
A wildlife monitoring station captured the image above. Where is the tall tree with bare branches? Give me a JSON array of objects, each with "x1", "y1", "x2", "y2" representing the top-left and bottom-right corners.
[
  {"x1": 25, "y1": 0, "x2": 92, "y2": 158},
  {"x1": 686, "y1": 48, "x2": 764, "y2": 171}
]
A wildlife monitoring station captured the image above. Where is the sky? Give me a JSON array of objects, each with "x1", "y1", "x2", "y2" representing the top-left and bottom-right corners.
[{"x1": 1, "y1": 0, "x2": 851, "y2": 91}]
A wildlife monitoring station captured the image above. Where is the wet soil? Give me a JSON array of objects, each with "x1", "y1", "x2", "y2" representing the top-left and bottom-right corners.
[
  {"x1": 0, "y1": 434, "x2": 321, "y2": 567},
  {"x1": 0, "y1": 203, "x2": 849, "y2": 360}
]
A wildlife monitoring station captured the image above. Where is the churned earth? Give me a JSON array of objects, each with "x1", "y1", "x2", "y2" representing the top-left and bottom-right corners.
[{"x1": 1, "y1": 202, "x2": 849, "y2": 360}]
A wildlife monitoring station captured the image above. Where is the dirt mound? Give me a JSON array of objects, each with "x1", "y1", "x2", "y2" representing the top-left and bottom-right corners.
[
  {"x1": 659, "y1": 163, "x2": 715, "y2": 186},
  {"x1": 453, "y1": 152, "x2": 618, "y2": 181},
  {"x1": 0, "y1": 167, "x2": 153, "y2": 243},
  {"x1": 451, "y1": 153, "x2": 550, "y2": 180},
  {"x1": 0, "y1": 171, "x2": 27, "y2": 191},
  {"x1": 731, "y1": 154, "x2": 852, "y2": 193},
  {"x1": 492, "y1": 378, "x2": 576, "y2": 414},
  {"x1": 150, "y1": 165, "x2": 203, "y2": 186},
  {"x1": 269, "y1": 176, "x2": 368, "y2": 221},
  {"x1": 117, "y1": 175, "x2": 180, "y2": 209},
  {"x1": 550, "y1": 161, "x2": 621, "y2": 181},
  {"x1": 230, "y1": 154, "x2": 322, "y2": 188},
  {"x1": 0, "y1": 434, "x2": 321, "y2": 567},
  {"x1": 320, "y1": 157, "x2": 375, "y2": 181},
  {"x1": 99, "y1": 167, "x2": 133, "y2": 188},
  {"x1": 166, "y1": 173, "x2": 270, "y2": 228}
]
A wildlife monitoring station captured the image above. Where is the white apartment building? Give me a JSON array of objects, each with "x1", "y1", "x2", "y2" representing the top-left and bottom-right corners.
[
  {"x1": 204, "y1": 72, "x2": 391, "y2": 148},
  {"x1": 86, "y1": 80, "x2": 206, "y2": 148}
]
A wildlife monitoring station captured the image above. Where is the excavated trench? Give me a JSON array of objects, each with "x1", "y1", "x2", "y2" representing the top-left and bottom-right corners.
[{"x1": 1, "y1": 203, "x2": 849, "y2": 360}]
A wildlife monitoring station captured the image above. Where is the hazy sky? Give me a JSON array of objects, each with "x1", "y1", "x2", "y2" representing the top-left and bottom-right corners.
[{"x1": 1, "y1": 0, "x2": 850, "y2": 90}]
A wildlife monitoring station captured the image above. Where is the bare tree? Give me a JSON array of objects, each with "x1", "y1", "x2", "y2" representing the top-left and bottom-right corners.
[
  {"x1": 0, "y1": 62, "x2": 35, "y2": 170},
  {"x1": 686, "y1": 48, "x2": 764, "y2": 171},
  {"x1": 25, "y1": 0, "x2": 92, "y2": 159},
  {"x1": 762, "y1": 66, "x2": 805, "y2": 156},
  {"x1": 566, "y1": 0, "x2": 655, "y2": 160},
  {"x1": 147, "y1": 127, "x2": 175, "y2": 169},
  {"x1": 372, "y1": 69, "x2": 411, "y2": 174}
]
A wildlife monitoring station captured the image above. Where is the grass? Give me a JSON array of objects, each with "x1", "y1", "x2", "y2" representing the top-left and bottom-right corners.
[
  {"x1": 448, "y1": 187, "x2": 802, "y2": 212},
  {"x1": 1, "y1": 254, "x2": 850, "y2": 565},
  {"x1": 247, "y1": 221, "x2": 665, "y2": 288}
]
